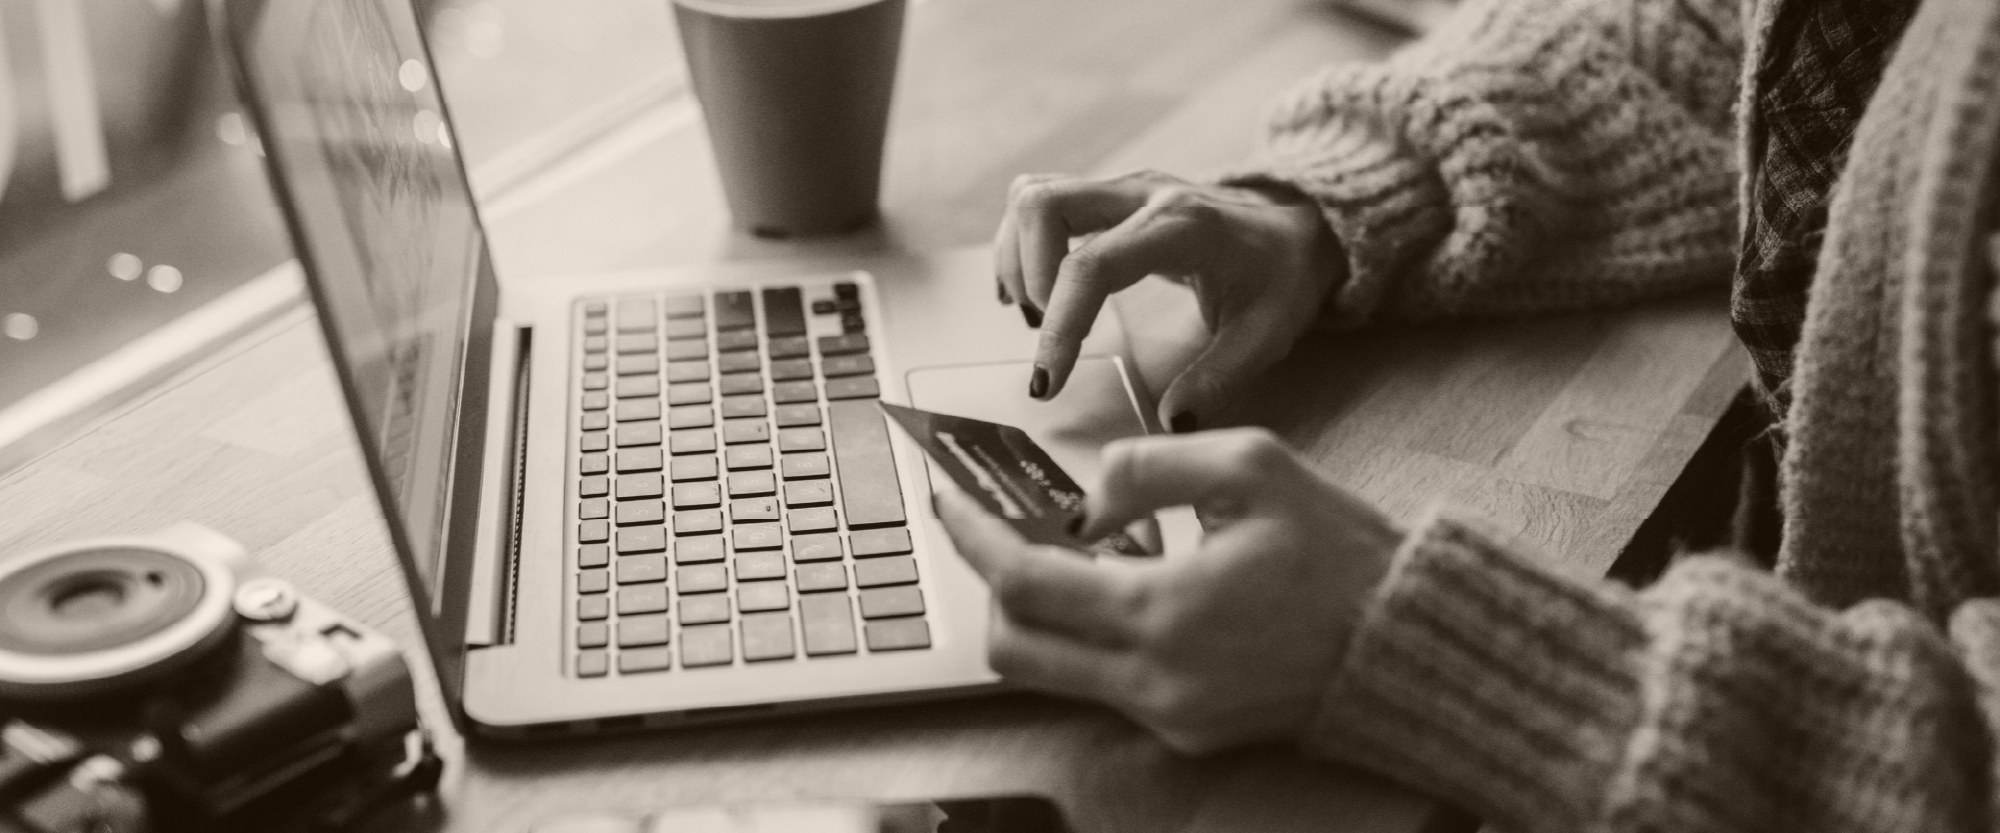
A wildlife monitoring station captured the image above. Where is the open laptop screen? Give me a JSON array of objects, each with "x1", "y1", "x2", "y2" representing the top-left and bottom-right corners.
[{"x1": 235, "y1": 0, "x2": 484, "y2": 608}]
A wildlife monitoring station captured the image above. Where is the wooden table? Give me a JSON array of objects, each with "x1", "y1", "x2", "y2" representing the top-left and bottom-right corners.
[{"x1": 0, "y1": 0, "x2": 1745, "y2": 830}]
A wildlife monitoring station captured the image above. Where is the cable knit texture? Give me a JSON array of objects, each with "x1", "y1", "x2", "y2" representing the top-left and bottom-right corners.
[{"x1": 1239, "y1": 0, "x2": 2000, "y2": 830}]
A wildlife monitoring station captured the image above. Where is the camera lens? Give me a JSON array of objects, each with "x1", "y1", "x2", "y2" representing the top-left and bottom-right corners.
[{"x1": 0, "y1": 545, "x2": 235, "y2": 698}]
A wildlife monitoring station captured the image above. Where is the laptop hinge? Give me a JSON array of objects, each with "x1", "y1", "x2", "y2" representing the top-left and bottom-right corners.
[{"x1": 465, "y1": 322, "x2": 530, "y2": 648}]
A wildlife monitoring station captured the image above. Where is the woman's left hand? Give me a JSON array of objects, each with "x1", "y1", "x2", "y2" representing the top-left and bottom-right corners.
[{"x1": 934, "y1": 428, "x2": 1403, "y2": 753}]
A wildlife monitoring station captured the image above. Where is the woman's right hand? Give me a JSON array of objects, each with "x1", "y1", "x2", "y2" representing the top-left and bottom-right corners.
[{"x1": 994, "y1": 170, "x2": 1344, "y2": 431}]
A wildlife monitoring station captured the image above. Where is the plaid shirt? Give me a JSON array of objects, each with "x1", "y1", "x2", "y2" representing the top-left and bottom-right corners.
[{"x1": 1736, "y1": 0, "x2": 1918, "y2": 427}]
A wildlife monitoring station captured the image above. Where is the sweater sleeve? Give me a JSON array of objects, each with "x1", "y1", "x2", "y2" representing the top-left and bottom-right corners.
[
  {"x1": 1227, "y1": 0, "x2": 1744, "y2": 328},
  {"x1": 1310, "y1": 509, "x2": 2000, "y2": 833}
]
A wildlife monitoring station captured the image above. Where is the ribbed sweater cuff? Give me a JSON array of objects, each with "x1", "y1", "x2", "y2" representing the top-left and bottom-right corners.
[{"x1": 1308, "y1": 508, "x2": 1649, "y2": 832}]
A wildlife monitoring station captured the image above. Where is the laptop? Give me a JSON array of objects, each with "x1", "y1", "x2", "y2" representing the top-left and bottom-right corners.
[{"x1": 212, "y1": 0, "x2": 1169, "y2": 736}]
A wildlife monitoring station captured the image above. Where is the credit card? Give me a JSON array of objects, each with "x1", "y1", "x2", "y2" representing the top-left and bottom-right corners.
[{"x1": 879, "y1": 402, "x2": 1149, "y2": 554}]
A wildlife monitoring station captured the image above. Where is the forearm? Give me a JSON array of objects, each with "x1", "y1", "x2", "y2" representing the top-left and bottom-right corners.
[
  {"x1": 1235, "y1": 0, "x2": 1742, "y2": 328},
  {"x1": 1311, "y1": 511, "x2": 2000, "y2": 833}
]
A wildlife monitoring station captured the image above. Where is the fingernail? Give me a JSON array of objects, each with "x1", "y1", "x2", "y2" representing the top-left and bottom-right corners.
[
  {"x1": 997, "y1": 280, "x2": 1012, "y2": 305},
  {"x1": 1066, "y1": 513, "x2": 1088, "y2": 539},
  {"x1": 1170, "y1": 411, "x2": 1197, "y2": 434},
  {"x1": 1019, "y1": 302, "x2": 1043, "y2": 329},
  {"x1": 1029, "y1": 365, "x2": 1050, "y2": 399}
]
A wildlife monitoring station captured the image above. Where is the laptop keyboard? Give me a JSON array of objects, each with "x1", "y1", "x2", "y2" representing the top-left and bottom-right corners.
[{"x1": 570, "y1": 278, "x2": 933, "y2": 678}]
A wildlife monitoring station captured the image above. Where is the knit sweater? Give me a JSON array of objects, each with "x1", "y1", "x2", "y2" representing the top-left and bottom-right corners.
[{"x1": 1236, "y1": 0, "x2": 2000, "y2": 830}]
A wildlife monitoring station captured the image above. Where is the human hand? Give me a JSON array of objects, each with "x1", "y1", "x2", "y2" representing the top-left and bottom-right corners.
[
  {"x1": 934, "y1": 428, "x2": 1401, "y2": 754},
  {"x1": 993, "y1": 171, "x2": 1343, "y2": 432}
]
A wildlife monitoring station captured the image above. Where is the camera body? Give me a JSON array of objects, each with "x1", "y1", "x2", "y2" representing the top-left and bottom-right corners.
[{"x1": 0, "y1": 524, "x2": 435, "y2": 833}]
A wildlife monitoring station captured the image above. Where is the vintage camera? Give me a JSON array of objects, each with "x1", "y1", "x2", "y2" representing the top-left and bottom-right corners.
[{"x1": 0, "y1": 524, "x2": 438, "y2": 833}]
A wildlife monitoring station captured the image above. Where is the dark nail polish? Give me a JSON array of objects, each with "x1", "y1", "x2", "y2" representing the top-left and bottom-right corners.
[
  {"x1": 1020, "y1": 302, "x2": 1043, "y2": 329},
  {"x1": 1066, "y1": 513, "x2": 1088, "y2": 539},
  {"x1": 1170, "y1": 411, "x2": 1197, "y2": 434},
  {"x1": 1029, "y1": 365, "x2": 1050, "y2": 399},
  {"x1": 997, "y1": 281, "x2": 1012, "y2": 305}
]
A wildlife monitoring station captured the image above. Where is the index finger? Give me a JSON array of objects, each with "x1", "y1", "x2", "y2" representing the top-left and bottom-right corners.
[
  {"x1": 934, "y1": 489, "x2": 1149, "y2": 647},
  {"x1": 1034, "y1": 204, "x2": 1196, "y2": 399}
]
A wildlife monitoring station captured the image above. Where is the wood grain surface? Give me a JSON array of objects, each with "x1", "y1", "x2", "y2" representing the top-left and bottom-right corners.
[{"x1": 0, "y1": 0, "x2": 1745, "y2": 831}]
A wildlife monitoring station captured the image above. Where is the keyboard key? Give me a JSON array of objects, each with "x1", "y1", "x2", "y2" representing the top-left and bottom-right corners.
[
  {"x1": 615, "y1": 474, "x2": 663, "y2": 500},
  {"x1": 579, "y1": 520, "x2": 610, "y2": 543},
  {"x1": 670, "y1": 430, "x2": 717, "y2": 454},
  {"x1": 841, "y1": 312, "x2": 866, "y2": 333},
  {"x1": 578, "y1": 570, "x2": 610, "y2": 594},
  {"x1": 855, "y1": 555, "x2": 918, "y2": 587},
  {"x1": 617, "y1": 555, "x2": 668, "y2": 584},
  {"x1": 741, "y1": 612, "x2": 796, "y2": 661},
  {"x1": 617, "y1": 423, "x2": 662, "y2": 447},
  {"x1": 679, "y1": 594, "x2": 731, "y2": 625},
  {"x1": 820, "y1": 355, "x2": 875, "y2": 378},
  {"x1": 577, "y1": 595, "x2": 610, "y2": 621},
  {"x1": 865, "y1": 618, "x2": 931, "y2": 652},
  {"x1": 674, "y1": 509, "x2": 724, "y2": 535},
  {"x1": 860, "y1": 586, "x2": 925, "y2": 619},
  {"x1": 795, "y1": 562, "x2": 847, "y2": 593},
  {"x1": 829, "y1": 400, "x2": 906, "y2": 528},
  {"x1": 729, "y1": 471, "x2": 777, "y2": 497},
  {"x1": 579, "y1": 454, "x2": 609, "y2": 476},
  {"x1": 718, "y1": 351, "x2": 761, "y2": 374},
  {"x1": 671, "y1": 455, "x2": 719, "y2": 482},
  {"x1": 581, "y1": 412, "x2": 610, "y2": 431},
  {"x1": 681, "y1": 624, "x2": 734, "y2": 667},
  {"x1": 734, "y1": 551, "x2": 787, "y2": 581},
  {"x1": 738, "y1": 579, "x2": 791, "y2": 613},
  {"x1": 781, "y1": 453, "x2": 831, "y2": 480},
  {"x1": 777, "y1": 427, "x2": 825, "y2": 452},
  {"x1": 576, "y1": 544, "x2": 610, "y2": 569},
  {"x1": 775, "y1": 404, "x2": 821, "y2": 428},
  {"x1": 769, "y1": 359, "x2": 813, "y2": 381},
  {"x1": 582, "y1": 371, "x2": 609, "y2": 391},
  {"x1": 850, "y1": 528, "x2": 914, "y2": 557},
  {"x1": 762, "y1": 287, "x2": 807, "y2": 337},
  {"x1": 579, "y1": 499, "x2": 609, "y2": 520},
  {"x1": 788, "y1": 507, "x2": 838, "y2": 533},
  {"x1": 664, "y1": 317, "x2": 707, "y2": 340},
  {"x1": 616, "y1": 448, "x2": 663, "y2": 473},
  {"x1": 616, "y1": 527, "x2": 667, "y2": 555},
  {"x1": 676, "y1": 536, "x2": 726, "y2": 564},
  {"x1": 581, "y1": 432, "x2": 609, "y2": 452},
  {"x1": 790, "y1": 533, "x2": 843, "y2": 563},
  {"x1": 619, "y1": 646, "x2": 674, "y2": 674},
  {"x1": 616, "y1": 333, "x2": 657, "y2": 354},
  {"x1": 667, "y1": 383, "x2": 713, "y2": 405},
  {"x1": 580, "y1": 476, "x2": 610, "y2": 498},
  {"x1": 727, "y1": 445, "x2": 774, "y2": 470},
  {"x1": 616, "y1": 399, "x2": 661, "y2": 422},
  {"x1": 615, "y1": 354, "x2": 657, "y2": 375},
  {"x1": 668, "y1": 405, "x2": 714, "y2": 429},
  {"x1": 721, "y1": 395, "x2": 767, "y2": 419},
  {"x1": 583, "y1": 317, "x2": 608, "y2": 337},
  {"x1": 576, "y1": 650, "x2": 609, "y2": 677},
  {"x1": 834, "y1": 281, "x2": 858, "y2": 299},
  {"x1": 715, "y1": 291, "x2": 756, "y2": 330},
  {"x1": 723, "y1": 420, "x2": 772, "y2": 444},
  {"x1": 618, "y1": 584, "x2": 670, "y2": 615},
  {"x1": 678, "y1": 564, "x2": 727, "y2": 593},
  {"x1": 772, "y1": 381, "x2": 818, "y2": 404},
  {"x1": 583, "y1": 299, "x2": 609, "y2": 315},
  {"x1": 667, "y1": 361, "x2": 709, "y2": 383},
  {"x1": 802, "y1": 594, "x2": 858, "y2": 655},
  {"x1": 783, "y1": 480, "x2": 834, "y2": 507},
  {"x1": 618, "y1": 615, "x2": 671, "y2": 647},
  {"x1": 583, "y1": 354, "x2": 608, "y2": 371},
  {"x1": 663, "y1": 294, "x2": 704, "y2": 318},
  {"x1": 716, "y1": 329, "x2": 758, "y2": 352},
  {"x1": 616, "y1": 375, "x2": 659, "y2": 398},
  {"x1": 666, "y1": 340, "x2": 709, "y2": 361},
  {"x1": 577, "y1": 622, "x2": 610, "y2": 650},
  {"x1": 585, "y1": 335, "x2": 608, "y2": 353},
  {"x1": 731, "y1": 497, "x2": 781, "y2": 523},
  {"x1": 672, "y1": 482, "x2": 721, "y2": 509},
  {"x1": 768, "y1": 336, "x2": 810, "y2": 359},
  {"x1": 824, "y1": 377, "x2": 880, "y2": 400},
  {"x1": 615, "y1": 298, "x2": 656, "y2": 332},
  {"x1": 616, "y1": 500, "x2": 665, "y2": 526},
  {"x1": 733, "y1": 523, "x2": 784, "y2": 551},
  {"x1": 581, "y1": 392, "x2": 609, "y2": 412},
  {"x1": 818, "y1": 333, "x2": 870, "y2": 355}
]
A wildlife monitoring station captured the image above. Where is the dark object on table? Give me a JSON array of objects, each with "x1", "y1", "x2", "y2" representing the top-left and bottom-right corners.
[{"x1": 0, "y1": 524, "x2": 438, "y2": 833}]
